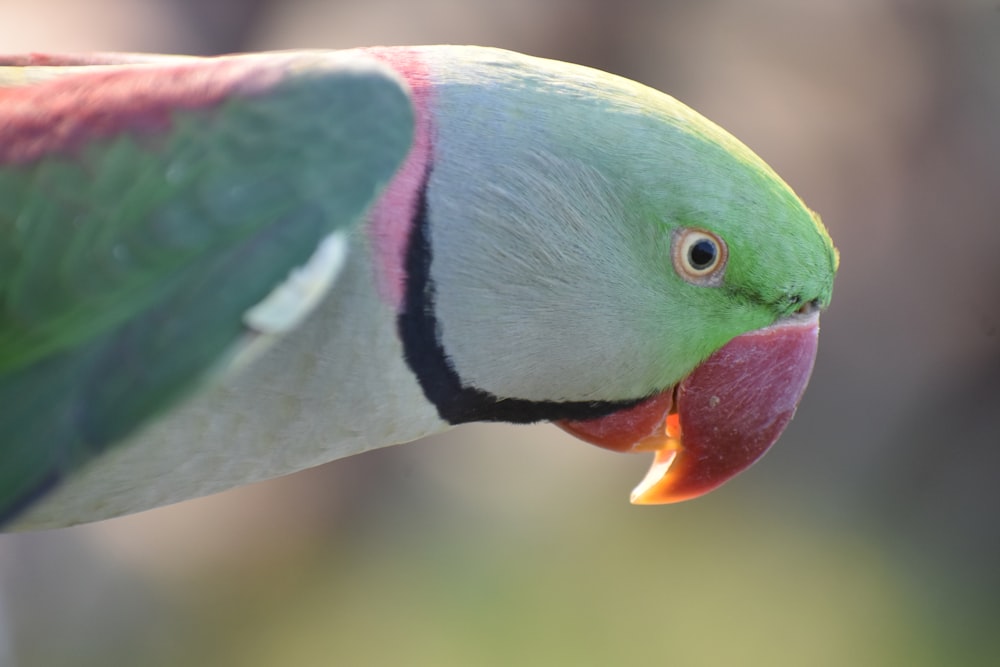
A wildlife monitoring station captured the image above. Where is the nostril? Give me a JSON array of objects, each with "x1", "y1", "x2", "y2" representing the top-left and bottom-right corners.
[{"x1": 795, "y1": 298, "x2": 821, "y2": 315}]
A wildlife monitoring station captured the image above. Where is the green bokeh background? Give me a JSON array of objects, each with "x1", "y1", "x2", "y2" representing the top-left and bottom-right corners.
[{"x1": 2, "y1": 1, "x2": 998, "y2": 665}]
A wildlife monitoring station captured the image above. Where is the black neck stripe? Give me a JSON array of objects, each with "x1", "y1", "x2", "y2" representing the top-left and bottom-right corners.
[{"x1": 398, "y1": 167, "x2": 643, "y2": 425}]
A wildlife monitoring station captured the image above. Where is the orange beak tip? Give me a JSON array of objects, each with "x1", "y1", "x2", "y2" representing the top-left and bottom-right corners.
[{"x1": 629, "y1": 449, "x2": 680, "y2": 505}]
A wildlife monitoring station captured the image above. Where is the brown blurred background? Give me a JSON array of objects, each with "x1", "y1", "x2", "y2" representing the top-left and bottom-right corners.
[{"x1": 1, "y1": 0, "x2": 998, "y2": 665}]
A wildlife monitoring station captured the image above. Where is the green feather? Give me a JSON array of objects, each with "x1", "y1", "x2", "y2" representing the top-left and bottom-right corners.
[
  {"x1": 0, "y1": 56, "x2": 414, "y2": 519},
  {"x1": 418, "y1": 46, "x2": 838, "y2": 402}
]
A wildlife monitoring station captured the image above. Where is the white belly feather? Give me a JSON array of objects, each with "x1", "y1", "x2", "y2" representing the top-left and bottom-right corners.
[{"x1": 14, "y1": 234, "x2": 447, "y2": 529}]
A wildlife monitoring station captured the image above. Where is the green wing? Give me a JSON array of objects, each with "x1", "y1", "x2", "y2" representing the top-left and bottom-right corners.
[{"x1": 0, "y1": 53, "x2": 414, "y2": 521}]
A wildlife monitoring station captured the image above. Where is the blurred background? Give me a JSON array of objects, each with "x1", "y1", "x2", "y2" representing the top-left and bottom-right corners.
[{"x1": 2, "y1": 0, "x2": 999, "y2": 665}]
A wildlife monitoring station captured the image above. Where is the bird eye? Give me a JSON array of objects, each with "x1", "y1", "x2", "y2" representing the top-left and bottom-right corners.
[{"x1": 672, "y1": 229, "x2": 727, "y2": 286}]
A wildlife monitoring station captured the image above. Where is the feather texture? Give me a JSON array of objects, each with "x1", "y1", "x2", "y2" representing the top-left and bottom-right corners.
[{"x1": 0, "y1": 52, "x2": 416, "y2": 525}]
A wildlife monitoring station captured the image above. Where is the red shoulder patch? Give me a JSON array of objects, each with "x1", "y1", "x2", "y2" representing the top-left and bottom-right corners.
[{"x1": 0, "y1": 56, "x2": 282, "y2": 165}]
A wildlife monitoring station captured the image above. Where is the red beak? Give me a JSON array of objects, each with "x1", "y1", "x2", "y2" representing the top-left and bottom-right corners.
[{"x1": 556, "y1": 313, "x2": 820, "y2": 503}]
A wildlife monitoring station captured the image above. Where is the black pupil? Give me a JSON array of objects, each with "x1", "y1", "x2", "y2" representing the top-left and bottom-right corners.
[{"x1": 689, "y1": 239, "x2": 717, "y2": 270}]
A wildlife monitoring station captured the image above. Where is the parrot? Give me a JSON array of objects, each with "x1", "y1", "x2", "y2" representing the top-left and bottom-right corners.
[{"x1": 0, "y1": 46, "x2": 838, "y2": 531}]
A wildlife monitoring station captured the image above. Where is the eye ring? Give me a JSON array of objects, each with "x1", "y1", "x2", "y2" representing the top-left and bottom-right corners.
[{"x1": 671, "y1": 228, "x2": 728, "y2": 286}]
